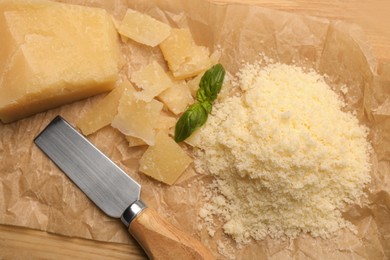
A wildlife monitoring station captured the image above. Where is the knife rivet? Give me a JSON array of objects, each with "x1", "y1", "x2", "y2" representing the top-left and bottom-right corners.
[{"x1": 121, "y1": 200, "x2": 146, "y2": 227}]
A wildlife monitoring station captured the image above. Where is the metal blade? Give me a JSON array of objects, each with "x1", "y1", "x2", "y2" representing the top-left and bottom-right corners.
[{"x1": 34, "y1": 116, "x2": 141, "y2": 218}]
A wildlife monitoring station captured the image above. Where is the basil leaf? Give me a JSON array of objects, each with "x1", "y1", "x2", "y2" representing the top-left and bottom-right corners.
[
  {"x1": 196, "y1": 63, "x2": 225, "y2": 103},
  {"x1": 199, "y1": 100, "x2": 212, "y2": 114},
  {"x1": 174, "y1": 103, "x2": 208, "y2": 142},
  {"x1": 175, "y1": 64, "x2": 226, "y2": 142}
]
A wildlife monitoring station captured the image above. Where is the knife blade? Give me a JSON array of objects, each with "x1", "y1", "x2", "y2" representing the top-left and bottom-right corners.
[{"x1": 34, "y1": 116, "x2": 214, "y2": 260}]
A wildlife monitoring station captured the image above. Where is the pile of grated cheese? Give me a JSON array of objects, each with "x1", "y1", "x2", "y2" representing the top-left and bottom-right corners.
[{"x1": 192, "y1": 61, "x2": 371, "y2": 245}]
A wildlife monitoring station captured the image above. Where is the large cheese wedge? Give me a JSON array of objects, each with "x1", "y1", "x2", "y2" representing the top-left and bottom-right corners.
[
  {"x1": 139, "y1": 131, "x2": 193, "y2": 185},
  {"x1": 118, "y1": 8, "x2": 171, "y2": 47},
  {"x1": 111, "y1": 86, "x2": 163, "y2": 146},
  {"x1": 160, "y1": 28, "x2": 211, "y2": 80},
  {"x1": 0, "y1": 0, "x2": 121, "y2": 123}
]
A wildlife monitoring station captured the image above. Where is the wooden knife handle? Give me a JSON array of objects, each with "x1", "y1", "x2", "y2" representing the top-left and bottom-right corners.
[{"x1": 129, "y1": 208, "x2": 215, "y2": 260}]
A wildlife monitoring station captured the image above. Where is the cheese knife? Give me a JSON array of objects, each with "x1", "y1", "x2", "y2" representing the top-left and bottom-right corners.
[{"x1": 34, "y1": 116, "x2": 214, "y2": 260}]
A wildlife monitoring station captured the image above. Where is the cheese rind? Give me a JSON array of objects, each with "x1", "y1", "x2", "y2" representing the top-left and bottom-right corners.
[
  {"x1": 118, "y1": 8, "x2": 171, "y2": 47},
  {"x1": 0, "y1": 1, "x2": 121, "y2": 123},
  {"x1": 139, "y1": 131, "x2": 192, "y2": 185}
]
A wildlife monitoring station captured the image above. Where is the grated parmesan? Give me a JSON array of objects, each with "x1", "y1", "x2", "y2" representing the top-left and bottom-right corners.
[{"x1": 192, "y1": 61, "x2": 371, "y2": 245}]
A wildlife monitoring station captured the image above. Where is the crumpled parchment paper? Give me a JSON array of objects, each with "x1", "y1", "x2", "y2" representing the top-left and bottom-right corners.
[{"x1": 0, "y1": 0, "x2": 389, "y2": 259}]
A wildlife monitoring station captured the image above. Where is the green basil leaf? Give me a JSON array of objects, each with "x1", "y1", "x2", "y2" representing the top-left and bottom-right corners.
[
  {"x1": 196, "y1": 63, "x2": 225, "y2": 103},
  {"x1": 174, "y1": 103, "x2": 208, "y2": 142},
  {"x1": 175, "y1": 64, "x2": 225, "y2": 142},
  {"x1": 199, "y1": 100, "x2": 212, "y2": 114}
]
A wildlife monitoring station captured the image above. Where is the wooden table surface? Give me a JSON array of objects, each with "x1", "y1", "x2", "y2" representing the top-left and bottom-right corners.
[{"x1": 1, "y1": 1, "x2": 389, "y2": 259}]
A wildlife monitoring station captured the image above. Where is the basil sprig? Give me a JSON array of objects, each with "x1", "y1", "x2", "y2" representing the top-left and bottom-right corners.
[
  {"x1": 196, "y1": 64, "x2": 225, "y2": 103},
  {"x1": 174, "y1": 64, "x2": 225, "y2": 142},
  {"x1": 174, "y1": 103, "x2": 209, "y2": 143}
]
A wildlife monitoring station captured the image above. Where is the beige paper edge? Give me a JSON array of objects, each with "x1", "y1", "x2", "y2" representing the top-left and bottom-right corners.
[{"x1": 0, "y1": 0, "x2": 388, "y2": 258}]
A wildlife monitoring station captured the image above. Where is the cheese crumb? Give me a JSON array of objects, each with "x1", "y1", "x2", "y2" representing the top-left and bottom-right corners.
[{"x1": 193, "y1": 62, "x2": 371, "y2": 245}]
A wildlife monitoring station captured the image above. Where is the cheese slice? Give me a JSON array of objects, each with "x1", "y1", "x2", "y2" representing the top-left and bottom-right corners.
[
  {"x1": 111, "y1": 86, "x2": 163, "y2": 146},
  {"x1": 125, "y1": 135, "x2": 147, "y2": 147},
  {"x1": 187, "y1": 49, "x2": 222, "y2": 97},
  {"x1": 187, "y1": 73, "x2": 203, "y2": 97},
  {"x1": 76, "y1": 81, "x2": 128, "y2": 136},
  {"x1": 139, "y1": 131, "x2": 193, "y2": 185},
  {"x1": 131, "y1": 61, "x2": 174, "y2": 102},
  {"x1": 125, "y1": 114, "x2": 176, "y2": 147},
  {"x1": 118, "y1": 8, "x2": 171, "y2": 47},
  {"x1": 0, "y1": 1, "x2": 121, "y2": 123},
  {"x1": 160, "y1": 28, "x2": 211, "y2": 80},
  {"x1": 158, "y1": 80, "x2": 194, "y2": 115},
  {"x1": 156, "y1": 114, "x2": 176, "y2": 133}
]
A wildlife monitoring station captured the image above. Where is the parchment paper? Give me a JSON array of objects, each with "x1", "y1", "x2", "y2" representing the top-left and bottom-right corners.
[{"x1": 0, "y1": 0, "x2": 389, "y2": 259}]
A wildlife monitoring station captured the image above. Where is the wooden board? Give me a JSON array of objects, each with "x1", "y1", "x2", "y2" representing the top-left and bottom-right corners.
[
  {"x1": 1, "y1": 0, "x2": 389, "y2": 259},
  {"x1": 0, "y1": 224, "x2": 146, "y2": 259}
]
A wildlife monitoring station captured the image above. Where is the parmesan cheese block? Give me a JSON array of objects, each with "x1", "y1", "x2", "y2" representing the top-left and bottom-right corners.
[
  {"x1": 160, "y1": 28, "x2": 211, "y2": 80},
  {"x1": 158, "y1": 80, "x2": 194, "y2": 115},
  {"x1": 76, "y1": 81, "x2": 127, "y2": 136},
  {"x1": 117, "y1": 8, "x2": 171, "y2": 47},
  {"x1": 0, "y1": 0, "x2": 121, "y2": 123},
  {"x1": 111, "y1": 86, "x2": 163, "y2": 146},
  {"x1": 139, "y1": 131, "x2": 192, "y2": 185},
  {"x1": 131, "y1": 61, "x2": 173, "y2": 102}
]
